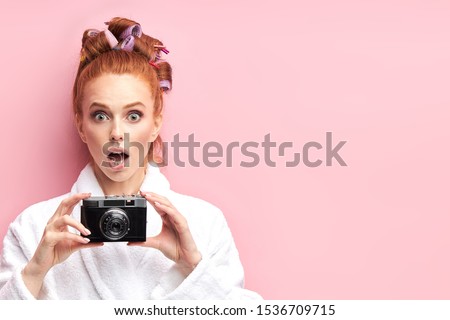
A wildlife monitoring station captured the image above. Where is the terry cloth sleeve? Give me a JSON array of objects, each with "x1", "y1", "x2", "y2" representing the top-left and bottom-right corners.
[
  {"x1": 0, "y1": 226, "x2": 37, "y2": 300},
  {"x1": 0, "y1": 198, "x2": 61, "y2": 300},
  {"x1": 157, "y1": 207, "x2": 262, "y2": 300}
]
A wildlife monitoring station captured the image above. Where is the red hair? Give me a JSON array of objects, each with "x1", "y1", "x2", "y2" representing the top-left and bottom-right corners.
[{"x1": 72, "y1": 17, "x2": 172, "y2": 164}]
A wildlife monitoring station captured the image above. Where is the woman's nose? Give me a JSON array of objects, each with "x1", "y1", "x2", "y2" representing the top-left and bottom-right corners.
[{"x1": 110, "y1": 121, "x2": 124, "y2": 141}]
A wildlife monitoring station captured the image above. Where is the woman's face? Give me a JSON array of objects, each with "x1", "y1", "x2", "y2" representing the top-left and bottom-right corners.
[{"x1": 77, "y1": 73, "x2": 162, "y2": 188}]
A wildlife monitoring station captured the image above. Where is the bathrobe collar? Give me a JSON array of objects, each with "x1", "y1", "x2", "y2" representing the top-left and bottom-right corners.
[
  {"x1": 69, "y1": 162, "x2": 170, "y2": 299},
  {"x1": 71, "y1": 161, "x2": 171, "y2": 197}
]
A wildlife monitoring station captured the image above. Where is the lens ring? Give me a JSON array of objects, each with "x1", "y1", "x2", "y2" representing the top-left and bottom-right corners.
[{"x1": 99, "y1": 208, "x2": 130, "y2": 240}]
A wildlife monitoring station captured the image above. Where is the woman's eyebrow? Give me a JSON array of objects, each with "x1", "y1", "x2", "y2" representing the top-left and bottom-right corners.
[
  {"x1": 89, "y1": 102, "x2": 109, "y2": 110},
  {"x1": 123, "y1": 102, "x2": 146, "y2": 109},
  {"x1": 89, "y1": 101, "x2": 146, "y2": 110}
]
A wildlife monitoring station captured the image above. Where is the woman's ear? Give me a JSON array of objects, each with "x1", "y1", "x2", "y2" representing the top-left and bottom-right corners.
[
  {"x1": 151, "y1": 114, "x2": 163, "y2": 141},
  {"x1": 75, "y1": 113, "x2": 87, "y2": 143}
]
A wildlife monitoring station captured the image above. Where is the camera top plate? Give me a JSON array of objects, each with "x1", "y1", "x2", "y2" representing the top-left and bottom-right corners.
[{"x1": 82, "y1": 195, "x2": 147, "y2": 208}]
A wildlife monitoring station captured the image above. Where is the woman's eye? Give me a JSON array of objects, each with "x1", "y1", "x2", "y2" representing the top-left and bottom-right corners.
[
  {"x1": 128, "y1": 112, "x2": 142, "y2": 122},
  {"x1": 93, "y1": 112, "x2": 108, "y2": 121}
]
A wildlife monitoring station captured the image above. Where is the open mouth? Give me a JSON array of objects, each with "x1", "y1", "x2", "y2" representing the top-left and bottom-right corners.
[{"x1": 106, "y1": 148, "x2": 129, "y2": 167}]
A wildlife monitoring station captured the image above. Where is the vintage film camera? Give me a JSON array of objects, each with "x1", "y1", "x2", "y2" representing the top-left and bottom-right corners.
[{"x1": 80, "y1": 195, "x2": 147, "y2": 242}]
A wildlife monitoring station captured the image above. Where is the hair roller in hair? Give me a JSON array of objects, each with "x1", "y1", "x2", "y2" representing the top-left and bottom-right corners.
[
  {"x1": 86, "y1": 29, "x2": 100, "y2": 37},
  {"x1": 118, "y1": 35, "x2": 135, "y2": 52},
  {"x1": 120, "y1": 24, "x2": 142, "y2": 40},
  {"x1": 104, "y1": 29, "x2": 119, "y2": 49},
  {"x1": 159, "y1": 80, "x2": 171, "y2": 91}
]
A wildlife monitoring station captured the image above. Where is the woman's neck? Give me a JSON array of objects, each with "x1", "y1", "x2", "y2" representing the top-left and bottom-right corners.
[{"x1": 92, "y1": 163, "x2": 147, "y2": 196}]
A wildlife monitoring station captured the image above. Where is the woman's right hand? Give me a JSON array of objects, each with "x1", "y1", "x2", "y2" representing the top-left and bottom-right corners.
[{"x1": 22, "y1": 193, "x2": 103, "y2": 297}]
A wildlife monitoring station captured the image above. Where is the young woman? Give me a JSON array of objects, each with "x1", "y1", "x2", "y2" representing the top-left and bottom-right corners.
[{"x1": 0, "y1": 17, "x2": 261, "y2": 299}]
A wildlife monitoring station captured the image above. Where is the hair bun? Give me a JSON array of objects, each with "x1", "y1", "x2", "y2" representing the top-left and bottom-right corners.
[{"x1": 77, "y1": 17, "x2": 173, "y2": 94}]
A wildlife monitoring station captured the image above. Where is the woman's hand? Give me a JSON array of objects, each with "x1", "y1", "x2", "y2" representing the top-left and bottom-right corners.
[
  {"x1": 22, "y1": 193, "x2": 103, "y2": 297},
  {"x1": 129, "y1": 191, "x2": 202, "y2": 274}
]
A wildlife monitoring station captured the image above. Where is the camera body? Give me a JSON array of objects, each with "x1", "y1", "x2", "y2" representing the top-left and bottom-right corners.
[{"x1": 81, "y1": 195, "x2": 147, "y2": 242}]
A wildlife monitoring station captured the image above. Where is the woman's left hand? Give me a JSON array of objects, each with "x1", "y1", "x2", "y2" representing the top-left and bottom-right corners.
[{"x1": 128, "y1": 191, "x2": 202, "y2": 273}]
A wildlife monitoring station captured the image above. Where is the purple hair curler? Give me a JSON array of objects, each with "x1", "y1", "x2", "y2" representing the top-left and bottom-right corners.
[
  {"x1": 86, "y1": 29, "x2": 100, "y2": 37},
  {"x1": 119, "y1": 35, "x2": 135, "y2": 52},
  {"x1": 120, "y1": 24, "x2": 142, "y2": 40},
  {"x1": 104, "y1": 29, "x2": 118, "y2": 49},
  {"x1": 159, "y1": 80, "x2": 171, "y2": 91}
]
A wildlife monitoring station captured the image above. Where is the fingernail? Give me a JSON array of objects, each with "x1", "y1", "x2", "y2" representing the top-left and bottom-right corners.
[
  {"x1": 85, "y1": 228, "x2": 91, "y2": 235},
  {"x1": 155, "y1": 201, "x2": 161, "y2": 206},
  {"x1": 83, "y1": 238, "x2": 90, "y2": 243}
]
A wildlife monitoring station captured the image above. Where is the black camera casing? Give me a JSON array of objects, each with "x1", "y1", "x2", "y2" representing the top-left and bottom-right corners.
[{"x1": 81, "y1": 195, "x2": 147, "y2": 242}]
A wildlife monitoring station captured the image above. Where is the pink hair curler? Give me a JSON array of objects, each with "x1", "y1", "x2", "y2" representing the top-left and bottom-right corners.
[{"x1": 104, "y1": 29, "x2": 118, "y2": 49}]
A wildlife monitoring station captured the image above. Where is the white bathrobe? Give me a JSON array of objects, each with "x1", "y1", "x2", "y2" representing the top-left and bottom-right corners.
[{"x1": 0, "y1": 163, "x2": 261, "y2": 300}]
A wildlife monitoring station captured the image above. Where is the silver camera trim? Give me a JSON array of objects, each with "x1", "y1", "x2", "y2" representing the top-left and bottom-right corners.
[{"x1": 99, "y1": 208, "x2": 130, "y2": 241}]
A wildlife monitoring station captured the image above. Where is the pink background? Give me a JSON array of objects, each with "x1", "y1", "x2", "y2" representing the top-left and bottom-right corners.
[{"x1": 1, "y1": 0, "x2": 449, "y2": 299}]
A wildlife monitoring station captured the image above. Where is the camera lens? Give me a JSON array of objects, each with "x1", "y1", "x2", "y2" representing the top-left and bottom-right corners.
[
  {"x1": 111, "y1": 221, "x2": 121, "y2": 233},
  {"x1": 99, "y1": 208, "x2": 130, "y2": 241}
]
